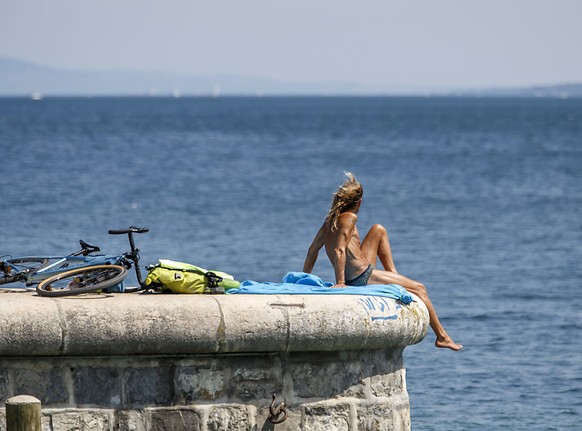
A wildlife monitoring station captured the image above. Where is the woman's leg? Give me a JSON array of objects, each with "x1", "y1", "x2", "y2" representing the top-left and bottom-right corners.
[
  {"x1": 368, "y1": 269, "x2": 463, "y2": 351},
  {"x1": 361, "y1": 224, "x2": 398, "y2": 273}
]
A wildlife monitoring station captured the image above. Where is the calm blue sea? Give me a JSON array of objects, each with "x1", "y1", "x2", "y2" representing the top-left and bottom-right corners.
[{"x1": 1, "y1": 96, "x2": 581, "y2": 430}]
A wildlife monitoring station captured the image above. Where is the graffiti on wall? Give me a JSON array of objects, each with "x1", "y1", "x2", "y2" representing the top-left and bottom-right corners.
[{"x1": 358, "y1": 296, "x2": 401, "y2": 321}]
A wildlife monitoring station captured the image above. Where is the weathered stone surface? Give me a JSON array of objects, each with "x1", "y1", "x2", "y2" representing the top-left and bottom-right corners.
[
  {"x1": 360, "y1": 348, "x2": 405, "y2": 399},
  {"x1": 288, "y1": 352, "x2": 363, "y2": 399},
  {"x1": 49, "y1": 410, "x2": 112, "y2": 431},
  {"x1": 42, "y1": 415, "x2": 52, "y2": 431},
  {"x1": 369, "y1": 369, "x2": 405, "y2": 398},
  {"x1": 73, "y1": 366, "x2": 123, "y2": 407},
  {"x1": 0, "y1": 411, "x2": 5, "y2": 431},
  {"x1": 13, "y1": 367, "x2": 68, "y2": 405},
  {"x1": 229, "y1": 356, "x2": 283, "y2": 401},
  {"x1": 287, "y1": 295, "x2": 428, "y2": 352},
  {"x1": 59, "y1": 296, "x2": 222, "y2": 356},
  {"x1": 0, "y1": 349, "x2": 414, "y2": 429},
  {"x1": 114, "y1": 410, "x2": 146, "y2": 431},
  {"x1": 0, "y1": 292, "x2": 428, "y2": 356},
  {"x1": 301, "y1": 403, "x2": 351, "y2": 431},
  {"x1": 148, "y1": 409, "x2": 201, "y2": 431},
  {"x1": 357, "y1": 404, "x2": 396, "y2": 431},
  {"x1": 256, "y1": 406, "x2": 302, "y2": 431},
  {"x1": 0, "y1": 296, "x2": 62, "y2": 356},
  {"x1": 177, "y1": 364, "x2": 227, "y2": 402},
  {"x1": 219, "y1": 296, "x2": 288, "y2": 353},
  {"x1": 0, "y1": 368, "x2": 7, "y2": 405},
  {"x1": 391, "y1": 392, "x2": 412, "y2": 431},
  {"x1": 125, "y1": 365, "x2": 174, "y2": 406},
  {"x1": 206, "y1": 405, "x2": 252, "y2": 431}
]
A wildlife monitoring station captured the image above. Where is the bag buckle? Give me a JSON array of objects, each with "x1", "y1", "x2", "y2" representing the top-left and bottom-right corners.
[{"x1": 205, "y1": 272, "x2": 225, "y2": 294}]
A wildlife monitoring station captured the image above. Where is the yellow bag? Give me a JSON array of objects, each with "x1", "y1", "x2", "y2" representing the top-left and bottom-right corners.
[{"x1": 144, "y1": 259, "x2": 240, "y2": 294}]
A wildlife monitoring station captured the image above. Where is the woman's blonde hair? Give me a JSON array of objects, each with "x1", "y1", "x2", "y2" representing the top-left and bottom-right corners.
[{"x1": 325, "y1": 172, "x2": 363, "y2": 231}]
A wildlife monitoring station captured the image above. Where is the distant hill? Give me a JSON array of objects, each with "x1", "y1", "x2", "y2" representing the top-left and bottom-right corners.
[
  {"x1": 1, "y1": 57, "x2": 581, "y2": 97},
  {"x1": 0, "y1": 58, "x2": 369, "y2": 97}
]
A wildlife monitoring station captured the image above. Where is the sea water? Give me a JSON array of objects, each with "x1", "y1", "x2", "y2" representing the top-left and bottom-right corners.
[{"x1": 1, "y1": 96, "x2": 581, "y2": 430}]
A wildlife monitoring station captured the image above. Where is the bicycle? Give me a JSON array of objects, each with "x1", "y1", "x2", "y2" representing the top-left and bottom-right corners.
[{"x1": 0, "y1": 227, "x2": 149, "y2": 297}]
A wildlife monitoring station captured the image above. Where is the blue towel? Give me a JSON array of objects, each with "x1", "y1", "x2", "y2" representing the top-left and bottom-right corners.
[{"x1": 227, "y1": 272, "x2": 413, "y2": 304}]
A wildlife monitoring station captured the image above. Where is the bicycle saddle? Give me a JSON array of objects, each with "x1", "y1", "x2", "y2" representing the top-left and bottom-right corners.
[{"x1": 80, "y1": 240, "x2": 100, "y2": 255}]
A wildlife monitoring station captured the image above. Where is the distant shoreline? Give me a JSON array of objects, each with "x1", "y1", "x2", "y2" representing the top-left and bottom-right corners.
[
  {"x1": 2, "y1": 57, "x2": 581, "y2": 99},
  {"x1": 1, "y1": 94, "x2": 581, "y2": 99}
]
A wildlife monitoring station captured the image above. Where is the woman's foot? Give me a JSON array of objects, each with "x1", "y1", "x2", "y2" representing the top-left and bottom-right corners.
[{"x1": 435, "y1": 337, "x2": 463, "y2": 351}]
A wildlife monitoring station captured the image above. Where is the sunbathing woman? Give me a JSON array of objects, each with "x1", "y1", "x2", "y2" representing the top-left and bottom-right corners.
[{"x1": 303, "y1": 173, "x2": 462, "y2": 351}]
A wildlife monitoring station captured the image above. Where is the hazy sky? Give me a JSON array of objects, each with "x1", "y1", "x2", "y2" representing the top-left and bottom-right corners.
[{"x1": 1, "y1": 0, "x2": 581, "y2": 89}]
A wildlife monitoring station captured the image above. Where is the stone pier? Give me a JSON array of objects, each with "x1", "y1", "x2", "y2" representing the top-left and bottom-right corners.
[{"x1": 0, "y1": 291, "x2": 428, "y2": 431}]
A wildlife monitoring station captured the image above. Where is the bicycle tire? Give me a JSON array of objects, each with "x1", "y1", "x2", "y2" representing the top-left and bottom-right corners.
[
  {"x1": 36, "y1": 264, "x2": 127, "y2": 297},
  {"x1": 0, "y1": 258, "x2": 49, "y2": 285}
]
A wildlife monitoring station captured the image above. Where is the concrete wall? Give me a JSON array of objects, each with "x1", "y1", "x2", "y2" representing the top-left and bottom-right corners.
[{"x1": 0, "y1": 291, "x2": 429, "y2": 431}]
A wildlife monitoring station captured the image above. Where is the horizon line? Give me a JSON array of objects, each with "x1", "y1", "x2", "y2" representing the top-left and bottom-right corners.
[{"x1": 1, "y1": 56, "x2": 581, "y2": 95}]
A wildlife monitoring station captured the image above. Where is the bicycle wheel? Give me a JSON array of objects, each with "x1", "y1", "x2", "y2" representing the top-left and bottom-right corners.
[
  {"x1": 0, "y1": 258, "x2": 49, "y2": 285},
  {"x1": 36, "y1": 264, "x2": 127, "y2": 297}
]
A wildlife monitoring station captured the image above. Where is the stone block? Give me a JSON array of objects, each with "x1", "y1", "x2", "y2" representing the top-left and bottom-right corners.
[
  {"x1": 369, "y1": 369, "x2": 404, "y2": 398},
  {"x1": 0, "y1": 296, "x2": 63, "y2": 356},
  {"x1": 287, "y1": 353, "x2": 362, "y2": 399},
  {"x1": 125, "y1": 365, "x2": 174, "y2": 406},
  {"x1": 391, "y1": 392, "x2": 411, "y2": 431},
  {"x1": 58, "y1": 295, "x2": 223, "y2": 355},
  {"x1": 256, "y1": 405, "x2": 301, "y2": 431},
  {"x1": 229, "y1": 357, "x2": 283, "y2": 401},
  {"x1": 219, "y1": 296, "x2": 288, "y2": 353},
  {"x1": 50, "y1": 410, "x2": 111, "y2": 431},
  {"x1": 355, "y1": 348, "x2": 404, "y2": 398},
  {"x1": 206, "y1": 405, "x2": 252, "y2": 431},
  {"x1": 0, "y1": 411, "x2": 5, "y2": 431},
  {"x1": 356, "y1": 404, "x2": 396, "y2": 431},
  {"x1": 284, "y1": 295, "x2": 428, "y2": 352},
  {"x1": 0, "y1": 368, "x2": 8, "y2": 405},
  {"x1": 13, "y1": 368, "x2": 68, "y2": 406},
  {"x1": 177, "y1": 365, "x2": 226, "y2": 402},
  {"x1": 42, "y1": 415, "x2": 52, "y2": 431},
  {"x1": 114, "y1": 410, "x2": 147, "y2": 431},
  {"x1": 73, "y1": 366, "x2": 123, "y2": 407},
  {"x1": 301, "y1": 403, "x2": 351, "y2": 431},
  {"x1": 359, "y1": 349, "x2": 401, "y2": 378},
  {"x1": 148, "y1": 409, "x2": 201, "y2": 431}
]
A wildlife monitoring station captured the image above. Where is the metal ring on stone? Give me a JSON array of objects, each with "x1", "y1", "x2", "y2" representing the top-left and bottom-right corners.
[{"x1": 269, "y1": 394, "x2": 288, "y2": 424}]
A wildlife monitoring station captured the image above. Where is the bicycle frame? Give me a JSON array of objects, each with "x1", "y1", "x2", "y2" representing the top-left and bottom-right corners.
[{"x1": 4, "y1": 254, "x2": 125, "y2": 287}]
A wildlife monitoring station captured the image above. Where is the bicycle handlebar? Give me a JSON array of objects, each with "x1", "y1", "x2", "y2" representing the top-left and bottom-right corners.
[
  {"x1": 108, "y1": 227, "x2": 149, "y2": 235},
  {"x1": 107, "y1": 226, "x2": 149, "y2": 287}
]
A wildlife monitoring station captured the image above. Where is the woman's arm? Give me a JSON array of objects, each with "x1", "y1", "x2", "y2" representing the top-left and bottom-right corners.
[{"x1": 303, "y1": 225, "x2": 325, "y2": 273}]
